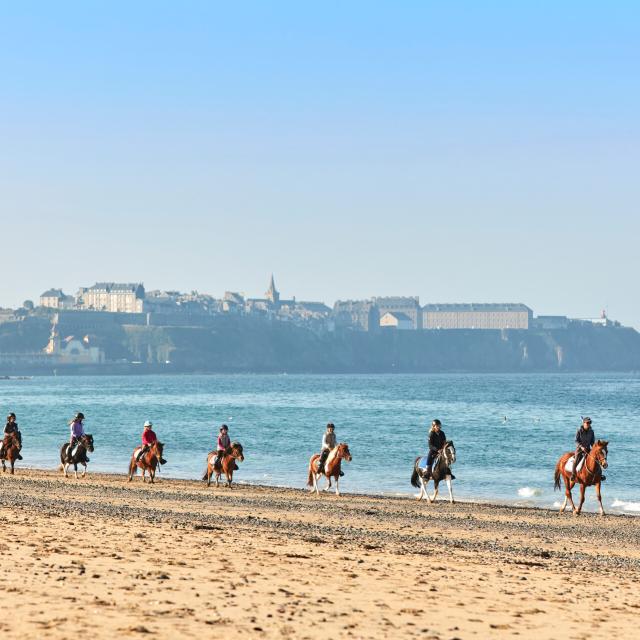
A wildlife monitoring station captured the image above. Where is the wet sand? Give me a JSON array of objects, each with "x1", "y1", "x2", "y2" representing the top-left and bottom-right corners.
[{"x1": 0, "y1": 469, "x2": 638, "y2": 639}]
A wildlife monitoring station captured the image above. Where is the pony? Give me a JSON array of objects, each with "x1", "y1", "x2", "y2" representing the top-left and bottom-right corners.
[
  {"x1": 204, "y1": 442, "x2": 244, "y2": 487},
  {"x1": 59, "y1": 434, "x2": 94, "y2": 479},
  {"x1": 1, "y1": 432, "x2": 22, "y2": 475},
  {"x1": 554, "y1": 439, "x2": 608, "y2": 516},
  {"x1": 128, "y1": 440, "x2": 165, "y2": 483},
  {"x1": 307, "y1": 443, "x2": 352, "y2": 496},
  {"x1": 410, "y1": 441, "x2": 456, "y2": 503}
]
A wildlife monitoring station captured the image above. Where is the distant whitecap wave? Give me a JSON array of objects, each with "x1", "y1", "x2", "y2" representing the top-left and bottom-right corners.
[
  {"x1": 611, "y1": 499, "x2": 640, "y2": 512},
  {"x1": 517, "y1": 487, "x2": 542, "y2": 498}
]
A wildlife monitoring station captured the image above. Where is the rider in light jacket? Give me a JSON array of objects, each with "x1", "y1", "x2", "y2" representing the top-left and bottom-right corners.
[
  {"x1": 317, "y1": 423, "x2": 336, "y2": 473},
  {"x1": 68, "y1": 412, "x2": 87, "y2": 462},
  {"x1": 214, "y1": 424, "x2": 231, "y2": 468}
]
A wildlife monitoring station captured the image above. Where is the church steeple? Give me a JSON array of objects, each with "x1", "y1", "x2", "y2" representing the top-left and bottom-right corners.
[{"x1": 266, "y1": 274, "x2": 280, "y2": 305}]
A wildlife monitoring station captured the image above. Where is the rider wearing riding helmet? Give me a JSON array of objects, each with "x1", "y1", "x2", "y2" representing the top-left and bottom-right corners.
[
  {"x1": 214, "y1": 424, "x2": 231, "y2": 468},
  {"x1": 136, "y1": 421, "x2": 166, "y2": 464},
  {"x1": 68, "y1": 412, "x2": 87, "y2": 462},
  {"x1": 0, "y1": 413, "x2": 23, "y2": 460},
  {"x1": 571, "y1": 417, "x2": 605, "y2": 482},
  {"x1": 426, "y1": 419, "x2": 454, "y2": 480}
]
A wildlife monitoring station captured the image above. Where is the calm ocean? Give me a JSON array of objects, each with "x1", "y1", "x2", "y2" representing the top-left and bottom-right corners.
[{"x1": 1, "y1": 373, "x2": 638, "y2": 514}]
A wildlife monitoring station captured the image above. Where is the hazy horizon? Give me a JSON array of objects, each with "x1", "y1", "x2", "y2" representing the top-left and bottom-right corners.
[{"x1": 2, "y1": 3, "x2": 638, "y2": 327}]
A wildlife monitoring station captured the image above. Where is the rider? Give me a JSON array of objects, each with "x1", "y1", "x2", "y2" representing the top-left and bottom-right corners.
[
  {"x1": 571, "y1": 417, "x2": 605, "y2": 482},
  {"x1": 68, "y1": 412, "x2": 87, "y2": 462},
  {"x1": 214, "y1": 424, "x2": 231, "y2": 469},
  {"x1": 426, "y1": 419, "x2": 454, "y2": 480},
  {"x1": 0, "y1": 413, "x2": 23, "y2": 460},
  {"x1": 135, "y1": 421, "x2": 166, "y2": 464},
  {"x1": 318, "y1": 423, "x2": 341, "y2": 474}
]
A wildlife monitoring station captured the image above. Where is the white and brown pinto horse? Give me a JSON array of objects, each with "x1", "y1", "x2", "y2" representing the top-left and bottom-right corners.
[
  {"x1": 204, "y1": 442, "x2": 244, "y2": 487},
  {"x1": 59, "y1": 434, "x2": 94, "y2": 479},
  {"x1": 410, "y1": 441, "x2": 456, "y2": 503},
  {"x1": 554, "y1": 440, "x2": 608, "y2": 516},
  {"x1": 307, "y1": 443, "x2": 352, "y2": 496},
  {"x1": 128, "y1": 440, "x2": 165, "y2": 484},
  {"x1": 1, "y1": 432, "x2": 22, "y2": 475}
]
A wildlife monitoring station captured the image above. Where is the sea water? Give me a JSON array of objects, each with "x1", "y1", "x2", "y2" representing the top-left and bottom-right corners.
[{"x1": 1, "y1": 373, "x2": 638, "y2": 514}]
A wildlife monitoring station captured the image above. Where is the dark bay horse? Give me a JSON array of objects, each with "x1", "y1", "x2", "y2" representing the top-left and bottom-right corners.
[
  {"x1": 554, "y1": 440, "x2": 608, "y2": 516},
  {"x1": 59, "y1": 434, "x2": 94, "y2": 479},
  {"x1": 307, "y1": 443, "x2": 352, "y2": 496},
  {"x1": 128, "y1": 440, "x2": 165, "y2": 484},
  {"x1": 1, "y1": 433, "x2": 22, "y2": 475},
  {"x1": 410, "y1": 441, "x2": 457, "y2": 503},
  {"x1": 204, "y1": 442, "x2": 244, "y2": 487}
]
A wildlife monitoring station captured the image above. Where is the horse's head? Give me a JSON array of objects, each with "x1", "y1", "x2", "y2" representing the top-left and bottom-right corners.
[
  {"x1": 229, "y1": 442, "x2": 244, "y2": 462},
  {"x1": 153, "y1": 441, "x2": 164, "y2": 464},
  {"x1": 594, "y1": 439, "x2": 608, "y2": 469},
  {"x1": 337, "y1": 443, "x2": 352, "y2": 462},
  {"x1": 443, "y1": 441, "x2": 456, "y2": 466},
  {"x1": 82, "y1": 434, "x2": 94, "y2": 452}
]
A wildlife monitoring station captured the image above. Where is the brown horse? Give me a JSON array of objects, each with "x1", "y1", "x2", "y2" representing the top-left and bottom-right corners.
[
  {"x1": 554, "y1": 440, "x2": 609, "y2": 516},
  {"x1": 1, "y1": 433, "x2": 22, "y2": 475},
  {"x1": 307, "y1": 443, "x2": 352, "y2": 496},
  {"x1": 128, "y1": 440, "x2": 165, "y2": 483},
  {"x1": 204, "y1": 442, "x2": 244, "y2": 487}
]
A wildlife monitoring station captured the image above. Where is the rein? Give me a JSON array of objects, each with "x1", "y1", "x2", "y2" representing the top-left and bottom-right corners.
[{"x1": 579, "y1": 448, "x2": 605, "y2": 480}]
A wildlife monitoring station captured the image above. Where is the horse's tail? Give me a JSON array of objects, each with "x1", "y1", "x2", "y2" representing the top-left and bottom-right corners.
[
  {"x1": 307, "y1": 459, "x2": 315, "y2": 487},
  {"x1": 410, "y1": 458, "x2": 421, "y2": 488},
  {"x1": 128, "y1": 456, "x2": 137, "y2": 477},
  {"x1": 554, "y1": 460, "x2": 562, "y2": 491}
]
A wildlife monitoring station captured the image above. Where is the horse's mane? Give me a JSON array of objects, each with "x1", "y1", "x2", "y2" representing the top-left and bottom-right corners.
[{"x1": 224, "y1": 442, "x2": 242, "y2": 455}]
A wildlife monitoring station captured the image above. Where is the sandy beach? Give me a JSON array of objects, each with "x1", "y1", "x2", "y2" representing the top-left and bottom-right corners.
[{"x1": 0, "y1": 470, "x2": 638, "y2": 639}]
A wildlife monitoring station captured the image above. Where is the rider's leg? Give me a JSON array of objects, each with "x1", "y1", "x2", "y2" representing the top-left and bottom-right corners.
[
  {"x1": 136, "y1": 445, "x2": 148, "y2": 462},
  {"x1": 570, "y1": 448, "x2": 581, "y2": 482},
  {"x1": 425, "y1": 450, "x2": 435, "y2": 478},
  {"x1": 318, "y1": 449, "x2": 329, "y2": 473}
]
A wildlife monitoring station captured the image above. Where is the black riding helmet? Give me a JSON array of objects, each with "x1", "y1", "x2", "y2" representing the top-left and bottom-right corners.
[
  {"x1": 75, "y1": 412, "x2": 85, "y2": 421},
  {"x1": 7, "y1": 413, "x2": 16, "y2": 421}
]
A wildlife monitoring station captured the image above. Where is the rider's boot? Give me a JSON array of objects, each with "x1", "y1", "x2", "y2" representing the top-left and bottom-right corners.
[
  {"x1": 160, "y1": 457, "x2": 167, "y2": 465},
  {"x1": 601, "y1": 474, "x2": 606, "y2": 481}
]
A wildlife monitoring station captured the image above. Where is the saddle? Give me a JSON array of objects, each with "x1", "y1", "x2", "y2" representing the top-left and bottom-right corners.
[
  {"x1": 133, "y1": 447, "x2": 143, "y2": 460},
  {"x1": 418, "y1": 454, "x2": 440, "y2": 471},
  {"x1": 564, "y1": 456, "x2": 586, "y2": 474}
]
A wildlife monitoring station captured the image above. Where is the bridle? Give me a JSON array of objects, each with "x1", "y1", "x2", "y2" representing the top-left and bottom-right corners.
[{"x1": 583, "y1": 446, "x2": 607, "y2": 478}]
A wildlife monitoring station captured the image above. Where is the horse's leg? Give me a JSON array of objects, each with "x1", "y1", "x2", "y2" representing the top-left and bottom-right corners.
[
  {"x1": 564, "y1": 475, "x2": 577, "y2": 513},
  {"x1": 446, "y1": 476, "x2": 454, "y2": 504},
  {"x1": 74, "y1": 463, "x2": 78, "y2": 480},
  {"x1": 82, "y1": 463, "x2": 87, "y2": 478},
  {"x1": 429, "y1": 481, "x2": 440, "y2": 504},
  {"x1": 207, "y1": 465, "x2": 212, "y2": 487},
  {"x1": 63, "y1": 463, "x2": 69, "y2": 478},
  {"x1": 596, "y1": 482, "x2": 605, "y2": 516},
  {"x1": 215, "y1": 472, "x2": 220, "y2": 488},
  {"x1": 575, "y1": 483, "x2": 586, "y2": 516},
  {"x1": 415, "y1": 476, "x2": 425, "y2": 500},
  {"x1": 11, "y1": 459, "x2": 15, "y2": 475},
  {"x1": 335, "y1": 475, "x2": 340, "y2": 496},
  {"x1": 1, "y1": 460, "x2": 5, "y2": 473}
]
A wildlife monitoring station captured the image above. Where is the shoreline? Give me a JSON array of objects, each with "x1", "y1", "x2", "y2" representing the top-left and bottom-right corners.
[{"x1": 8, "y1": 464, "x2": 638, "y2": 517}]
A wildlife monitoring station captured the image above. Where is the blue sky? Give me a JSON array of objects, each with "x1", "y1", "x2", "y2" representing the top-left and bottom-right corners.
[{"x1": 1, "y1": 2, "x2": 639, "y2": 325}]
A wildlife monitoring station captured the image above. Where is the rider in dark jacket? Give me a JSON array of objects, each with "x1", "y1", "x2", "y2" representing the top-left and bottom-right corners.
[
  {"x1": 0, "y1": 413, "x2": 23, "y2": 460},
  {"x1": 571, "y1": 417, "x2": 605, "y2": 481},
  {"x1": 426, "y1": 419, "x2": 454, "y2": 479}
]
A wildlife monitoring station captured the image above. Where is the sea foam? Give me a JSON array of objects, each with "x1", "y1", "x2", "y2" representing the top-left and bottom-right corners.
[
  {"x1": 611, "y1": 499, "x2": 640, "y2": 512},
  {"x1": 517, "y1": 487, "x2": 542, "y2": 498}
]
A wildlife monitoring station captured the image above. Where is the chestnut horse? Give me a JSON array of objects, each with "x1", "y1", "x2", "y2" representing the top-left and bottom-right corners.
[
  {"x1": 204, "y1": 442, "x2": 244, "y2": 487},
  {"x1": 554, "y1": 439, "x2": 609, "y2": 516},
  {"x1": 307, "y1": 443, "x2": 352, "y2": 496},
  {"x1": 1, "y1": 432, "x2": 22, "y2": 475},
  {"x1": 410, "y1": 441, "x2": 456, "y2": 503},
  {"x1": 59, "y1": 434, "x2": 94, "y2": 479},
  {"x1": 128, "y1": 440, "x2": 165, "y2": 483}
]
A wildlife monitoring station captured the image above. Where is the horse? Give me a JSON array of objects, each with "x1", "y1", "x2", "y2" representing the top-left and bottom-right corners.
[
  {"x1": 1, "y1": 432, "x2": 22, "y2": 475},
  {"x1": 128, "y1": 440, "x2": 165, "y2": 484},
  {"x1": 204, "y1": 442, "x2": 244, "y2": 487},
  {"x1": 59, "y1": 434, "x2": 94, "y2": 479},
  {"x1": 554, "y1": 439, "x2": 608, "y2": 516},
  {"x1": 410, "y1": 441, "x2": 457, "y2": 503},
  {"x1": 307, "y1": 443, "x2": 352, "y2": 496}
]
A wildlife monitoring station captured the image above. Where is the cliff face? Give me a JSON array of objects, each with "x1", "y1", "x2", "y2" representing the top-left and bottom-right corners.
[
  {"x1": 121, "y1": 322, "x2": 640, "y2": 373},
  {"x1": 2, "y1": 315, "x2": 640, "y2": 373}
]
